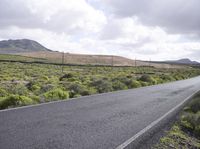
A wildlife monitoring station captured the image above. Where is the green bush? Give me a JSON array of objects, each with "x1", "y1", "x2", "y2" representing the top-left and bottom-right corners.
[
  {"x1": 80, "y1": 88, "x2": 96, "y2": 96},
  {"x1": 160, "y1": 74, "x2": 174, "y2": 81},
  {"x1": 112, "y1": 80, "x2": 128, "y2": 90},
  {"x1": 32, "y1": 85, "x2": 41, "y2": 91},
  {"x1": 27, "y1": 82, "x2": 41, "y2": 91},
  {"x1": 66, "y1": 82, "x2": 95, "y2": 97},
  {"x1": 1, "y1": 61, "x2": 200, "y2": 110},
  {"x1": 40, "y1": 84, "x2": 55, "y2": 93},
  {"x1": 68, "y1": 82, "x2": 86, "y2": 95},
  {"x1": 59, "y1": 73, "x2": 74, "y2": 81},
  {"x1": 139, "y1": 75, "x2": 154, "y2": 82},
  {"x1": 42, "y1": 75, "x2": 49, "y2": 81},
  {"x1": 116, "y1": 77, "x2": 130, "y2": 85},
  {"x1": 140, "y1": 81, "x2": 149, "y2": 87},
  {"x1": 179, "y1": 95, "x2": 200, "y2": 137},
  {"x1": 195, "y1": 125, "x2": 200, "y2": 137},
  {"x1": 188, "y1": 96, "x2": 200, "y2": 113},
  {"x1": 9, "y1": 84, "x2": 29, "y2": 95},
  {"x1": 91, "y1": 79, "x2": 113, "y2": 93},
  {"x1": 73, "y1": 94, "x2": 81, "y2": 98},
  {"x1": 0, "y1": 88, "x2": 8, "y2": 97},
  {"x1": 129, "y1": 80, "x2": 141, "y2": 88},
  {"x1": 180, "y1": 119, "x2": 194, "y2": 131},
  {"x1": 0, "y1": 95, "x2": 34, "y2": 109},
  {"x1": 29, "y1": 95, "x2": 40, "y2": 103},
  {"x1": 180, "y1": 112, "x2": 200, "y2": 135},
  {"x1": 44, "y1": 88, "x2": 69, "y2": 101}
]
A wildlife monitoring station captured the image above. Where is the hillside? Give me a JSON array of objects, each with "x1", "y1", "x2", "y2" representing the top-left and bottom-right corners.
[
  {"x1": 0, "y1": 39, "x2": 186, "y2": 68},
  {"x1": 19, "y1": 51, "x2": 184, "y2": 68},
  {"x1": 0, "y1": 39, "x2": 51, "y2": 54}
]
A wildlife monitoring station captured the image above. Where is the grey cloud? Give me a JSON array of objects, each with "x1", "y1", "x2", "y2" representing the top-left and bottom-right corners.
[
  {"x1": 99, "y1": 20, "x2": 124, "y2": 40},
  {"x1": 115, "y1": 38, "x2": 152, "y2": 49},
  {"x1": 0, "y1": 0, "x2": 103, "y2": 35},
  {"x1": 104, "y1": 0, "x2": 200, "y2": 35},
  {"x1": 0, "y1": 0, "x2": 36, "y2": 28},
  {"x1": 0, "y1": 0, "x2": 53, "y2": 29}
]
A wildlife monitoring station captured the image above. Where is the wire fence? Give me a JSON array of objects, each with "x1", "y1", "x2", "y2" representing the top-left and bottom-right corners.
[
  {"x1": 16, "y1": 51, "x2": 139, "y2": 67},
  {"x1": 0, "y1": 51, "x2": 181, "y2": 69}
]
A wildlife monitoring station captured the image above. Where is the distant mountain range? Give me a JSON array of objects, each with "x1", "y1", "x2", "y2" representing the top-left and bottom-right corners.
[
  {"x1": 0, "y1": 39, "x2": 198, "y2": 67},
  {"x1": 0, "y1": 39, "x2": 51, "y2": 54},
  {"x1": 165, "y1": 58, "x2": 199, "y2": 65}
]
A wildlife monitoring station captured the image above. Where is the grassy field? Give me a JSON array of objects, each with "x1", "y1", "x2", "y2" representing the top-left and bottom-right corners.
[
  {"x1": 153, "y1": 93, "x2": 200, "y2": 149},
  {"x1": 0, "y1": 58, "x2": 200, "y2": 110}
]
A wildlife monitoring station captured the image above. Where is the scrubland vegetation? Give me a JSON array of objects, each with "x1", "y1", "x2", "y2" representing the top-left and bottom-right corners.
[
  {"x1": 154, "y1": 93, "x2": 200, "y2": 149},
  {"x1": 0, "y1": 61, "x2": 200, "y2": 110}
]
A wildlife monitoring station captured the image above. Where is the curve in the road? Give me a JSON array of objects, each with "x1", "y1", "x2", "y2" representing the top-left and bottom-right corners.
[{"x1": 0, "y1": 76, "x2": 200, "y2": 149}]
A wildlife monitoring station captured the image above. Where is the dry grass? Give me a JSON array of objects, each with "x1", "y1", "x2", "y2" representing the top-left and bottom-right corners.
[{"x1": 20, "y1": 51, "x2": 185, "y2": 68}]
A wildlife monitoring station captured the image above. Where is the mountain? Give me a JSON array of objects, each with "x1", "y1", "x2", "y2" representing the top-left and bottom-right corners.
[
  {"x1": 166, "y1": 58, "x2": 199, "y2": 65},
  {"x1": 0, "y1": 39, "x2": 188, "y2": 68},
  {"x1": 0, "y1": 39, "x2": 51, "y2": 54}
]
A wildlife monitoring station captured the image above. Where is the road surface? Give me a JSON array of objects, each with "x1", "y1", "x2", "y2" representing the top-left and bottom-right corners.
[{"x1": 1, "y1": 76, "x2": 200, "y2": 149}]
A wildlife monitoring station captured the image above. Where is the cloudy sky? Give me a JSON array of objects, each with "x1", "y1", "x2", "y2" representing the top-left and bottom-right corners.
[{"x1": 0, "y1": 0, "x2": 200, "y2": 61}]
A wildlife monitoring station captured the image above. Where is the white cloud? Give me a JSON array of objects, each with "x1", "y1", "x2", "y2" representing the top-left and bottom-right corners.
[
  {"x1": 0, "y1": 0, "x2": 200, "y2": 62},
  {"x1": 101, "y1": 0, "x2": 200, "y2": 35},
  {"x1": 0, "y1": 0, "x2": 107, "y2": 34}
]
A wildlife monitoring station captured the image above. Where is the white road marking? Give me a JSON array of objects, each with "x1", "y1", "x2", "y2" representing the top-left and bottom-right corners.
[{"x1": 115, "y1": 90, "x2": 200, "y2": 149}]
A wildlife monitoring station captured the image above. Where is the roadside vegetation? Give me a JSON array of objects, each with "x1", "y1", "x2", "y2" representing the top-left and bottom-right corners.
[
  {"x1": 0, "y1": 61, "x2": 200, "y2": 110},
  {"x1": 153, "y1": 93, "x2": 200, "y2": 149}
]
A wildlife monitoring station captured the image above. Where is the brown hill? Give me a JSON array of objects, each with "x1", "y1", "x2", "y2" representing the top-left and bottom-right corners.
[{"x1": 20, "y1": 51, "x2": 184, "y2": 68}]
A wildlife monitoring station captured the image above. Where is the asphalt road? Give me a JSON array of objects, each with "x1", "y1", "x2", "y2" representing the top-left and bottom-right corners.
[{"x1": 1, "y1": 76, "x2": 200, "y2": 149}]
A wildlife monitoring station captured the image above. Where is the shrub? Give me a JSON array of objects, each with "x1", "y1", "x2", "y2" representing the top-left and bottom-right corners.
[
  {"x1": 140, "y1": 81, "x2": 149, "y2": 87},
  {"x1": 139, "y1": 75, "x2": 153, "y2": 82},
  {"x1": 160, "y1": 74, "x2": 174, "y2": 81},
  {"x1": 40, "y1": 84, "x2": 55, "y2": 93},
  {"x1": 67, "y1": 77, "x2": 77, "y2": 82},
  {"x1": 0, "y1": 95, "x2": 34, "y2": 109},
  {"x1": 195, "y1": 125, "x2": 200, "y2": 137},
  {"x1": 27, "y1": 81, "x2": 41, "y2": 91},
  {"x1": 66, "y1": 82, "x2": 95, "y2": 97},
  {"x1": 91, "y1": 79, "x2": 113, "y2": 93},
  {"x1": 44, "y1": 88, "x2": 69, "y2": 101},
  {"x1": 180, "y1": 111, "x2": 200, "y2": 137},
  {"x1": 188, "y1": 96, "x2": 200, "y2": 113},
  {"x1": 0, "y1": 88, "x2": 8, "y2": 97},
  {"x1": 180, "y1": 114, "x2": 195, "y2": 131},
  {"x1": 68, "y1": 82, "x2": 86, "y2": 95},
  {"x1": 59, "y1": 73, "x2": 74, "y2": 81},
  {"x1": 10, "y1": 84, "x2": 29, "y2": 95},
  {"x1": 112, "y1": 80, "x2": 128, "y2": 90},
  {"x1": 153, "y1": 76, "x2": 164, "y2": 84},
  {"x1": 42, "y1": 75, "x2": 49, "y2": 81},
  {"x1": 129, "y1": 80, "x2": 141, "y2": 88},
  {"x1": 116, "y1": 77, "x2": 130, "y2": 85},
  {"x1": 73, "y1": 94, "x2": 81, "y2": 98},
  {"x1": 122, "y1": 79, "x2": 141, "y2": 89},
  {"x1": 29, "y1": 95, "x2": 40, "y2": 103},
  {"x1": 80, "y1": 88, "x2": 96, "y2": 96},
  {"x1": 32, "y1": 85, "x2": 41, "y2": 91}
]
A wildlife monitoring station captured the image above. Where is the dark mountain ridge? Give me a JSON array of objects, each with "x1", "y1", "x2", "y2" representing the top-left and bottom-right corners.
[
  {"x1": 165, "y1": 58, "x2": 199, "y2": 65},
  {"x1": 0, "y1": 39, "x2": 51, "y2": 54}
]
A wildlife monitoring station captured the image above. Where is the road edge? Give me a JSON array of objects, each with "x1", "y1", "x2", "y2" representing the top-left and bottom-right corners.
[
  {"x1": 1, "y1": 76, "x2": 199, "y2": 113},
  {"x1": 115, "y1": 89, "x2": 200, "y2": 149}
]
